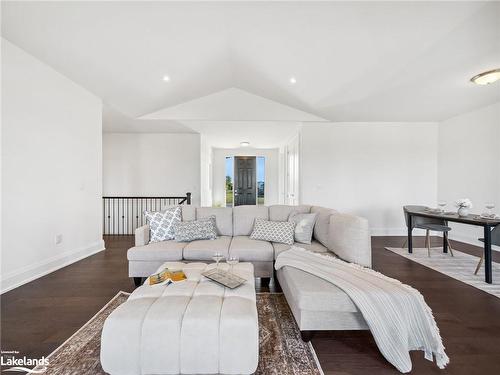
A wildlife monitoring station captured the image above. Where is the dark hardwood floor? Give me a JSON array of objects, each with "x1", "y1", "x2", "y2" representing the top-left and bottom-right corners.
[{"x1": 1, "y1": 236, "x2": 500, "y2": 374}]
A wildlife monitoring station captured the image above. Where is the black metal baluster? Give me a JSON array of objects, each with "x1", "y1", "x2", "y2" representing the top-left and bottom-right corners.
[
  {"x1": 107, "y1": 199, "x2": 110, "y2": 235},
  {"x1": 117, "y1": 199, "x2": 119, "y2": 235},
  {"x1": 116, "y1": 198, "x2": 119, "y2": 235},
  {"x1": 122, "y1": 198, "x2": 124, "y2": 235},
  {"x1": 135, "y1": 199, "x2": 138, "y2": 231}
]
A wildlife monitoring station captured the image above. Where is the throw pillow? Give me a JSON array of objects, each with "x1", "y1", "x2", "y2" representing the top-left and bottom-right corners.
[
  {"x1": 174, "y1": 218, "x2": 218, "y2": 242},
  {"x1": 288, "y1": 212, "x2": 318, "y2": 244},
  {"x1": 144, "y1": 206, "x2": 182, "y2": 243},
  {"x1": 250, "y1": 218, "x2": 295, "y2": 245}
]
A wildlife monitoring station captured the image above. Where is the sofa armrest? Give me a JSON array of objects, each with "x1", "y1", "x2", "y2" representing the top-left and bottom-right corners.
[
  {"x1": 135, "y1": 225, "x2": 150, "y2": 246},
  {"x1": 328, "y1": 213, "x2": 372, "y2": 268}
]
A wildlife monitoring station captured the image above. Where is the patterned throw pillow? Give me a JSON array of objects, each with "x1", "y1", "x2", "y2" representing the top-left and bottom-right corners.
[
  {"x1": 144, "y1": 206, "x2": 182, "y2": 243},
  {"x1": 288, "y1": 212, "x2": 318, "y2": 244},
  {"x1": 174, "y1": 217, "x2": 218, "y2": 242},
  {"x1": 250, "y1": 218, "x2": 295, "y2": 245}
]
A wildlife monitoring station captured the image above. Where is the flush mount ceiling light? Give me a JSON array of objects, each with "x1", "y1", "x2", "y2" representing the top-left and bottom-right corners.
[
  {"x1": 240, "y1": 141, "x2": 250, "y2": 147},
  {"x1": 289, "y1": 76, "x2": 297, "y2": 84},
  {"x1": 162, "y1": 75, "x2": 171, "y2": 82},
  {"x1": 470, "y1": 69, "x2": 500, "y2": 85}
]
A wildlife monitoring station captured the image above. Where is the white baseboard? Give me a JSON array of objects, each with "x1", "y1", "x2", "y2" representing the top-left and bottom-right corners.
[
  {"x1": 370, "y1": 227, "x2": 427, "y2": 236},
  {"x1": 371, "y1": 227, "x2": 499, "y2": 252},
  {"x1": 447, "y1": 232, "x2": 500, "y2": 252},
  {"x1": 0, "y1": 240, "x2": 106, "y2": 294}
]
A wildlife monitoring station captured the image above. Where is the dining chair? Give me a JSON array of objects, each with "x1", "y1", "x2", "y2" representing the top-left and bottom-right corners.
[
  {"x1": 474, "y1": 225, "x2": 500, "y2": 275},
  {"x1": 403, "y1": 205, "x2": 454, "y2": 257}
]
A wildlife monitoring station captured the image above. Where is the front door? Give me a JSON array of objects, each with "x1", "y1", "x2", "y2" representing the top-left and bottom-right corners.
[{"x1": 234, "y1": 156, "x2": 256, "y2": 206}]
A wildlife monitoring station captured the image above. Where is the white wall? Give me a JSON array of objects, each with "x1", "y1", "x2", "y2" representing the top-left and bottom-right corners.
[
  {"x1": 300, "y1": 123, "x2": 439, "y2": 235},
  {"x1": 103, "y1": 133, "x2": 201, "y2": 205},
  {"x1": 438, "y1": 102, "x2": 500, "y2": 247},
  {"x1": 212, "y1": 147, "x2": 280, "y2": 207},
  {"x1": 200, "y1": 134, "x2": 213, "y2": 207},
  {"x1": 1, "y1": 39, "x2": 103, "y2": 293}
]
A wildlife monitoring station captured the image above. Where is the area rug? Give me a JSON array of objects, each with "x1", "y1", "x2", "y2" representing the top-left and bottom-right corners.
[
  {"x1": 34, "y1": 291, "x2": 323, "y2": 375},
  {"x1": 386, "y1": 247, "x2": 500, "y2": 298}
]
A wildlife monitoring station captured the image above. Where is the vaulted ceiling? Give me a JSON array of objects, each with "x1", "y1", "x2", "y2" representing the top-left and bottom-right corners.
[{"x1": 2, "y1": 1, "x2": 499, "y2": 125}]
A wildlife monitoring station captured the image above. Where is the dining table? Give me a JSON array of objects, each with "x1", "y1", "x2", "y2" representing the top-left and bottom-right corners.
[{"x1": 405, "y1": 206, "x2": 500, "y2": 284}]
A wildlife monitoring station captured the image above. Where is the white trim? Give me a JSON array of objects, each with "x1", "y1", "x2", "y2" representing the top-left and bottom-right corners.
[
  {"x1": 370, "y1": 227, "x2": 428, "y2": 236},
  {"x1": 448, "y1": 232, "x2": 500, "y2": 252},
  {"x1": 0, "y1": 240, "x2": 106, "y2": 294},
  {"x1": 371, "y1": 228, "x2": 500, "y2": 252}
]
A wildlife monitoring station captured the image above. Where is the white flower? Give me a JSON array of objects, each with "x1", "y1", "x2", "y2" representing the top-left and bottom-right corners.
[{"x1": 455, "y1": 198, "x2": 472, "y2": 209}]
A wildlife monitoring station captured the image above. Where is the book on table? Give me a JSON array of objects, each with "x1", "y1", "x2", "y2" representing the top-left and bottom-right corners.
[{"x1": 148, "y1": 268, "x2": 187, "y2": 286}]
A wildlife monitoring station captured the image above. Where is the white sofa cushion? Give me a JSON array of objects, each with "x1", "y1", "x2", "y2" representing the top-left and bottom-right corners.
[
  {"x1": 183, "y1": 236, "x2": 232, "y2": 260},
  {"x1": 272, "y1": 240, "x2": 329, "y2": 259},
  {"x1": 232, "y1": 205, "x2": 269, "y2": 236},
  {"x1": 127, "y1": 240, "x2": 186, "y2": 261},
  {"x1": 180, "y1": 205, "x2": 196, "y2": 221},
  {"x1": 196, "y1": 207, "x2": 233, "y2": 236},
  {"x1": 310, "y1": 206, "x2": 338, "y2": 248},
  {"x1": 329, "y1": 212, "x2": 372, "y2": 267},
  {"x1": 279, "y1": 266, "x2": 359, "y2": 313},
  {"x1": 268, "y1": 205, "x2": 311, "y2": 221},
  {"x1": 229, "y1": 235, "x2": 274, "y2": 261},
  {"x1": 288, "y1": 212, "x2": 318, "y2": 244}
]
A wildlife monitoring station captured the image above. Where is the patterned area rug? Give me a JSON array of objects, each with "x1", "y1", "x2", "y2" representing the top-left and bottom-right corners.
[
  {"x1": 34, "y1": 292, "x2": 323, "y2": 375},
  {"x1": 386, "y1": 247, "x2": 500, "y2": 298}
]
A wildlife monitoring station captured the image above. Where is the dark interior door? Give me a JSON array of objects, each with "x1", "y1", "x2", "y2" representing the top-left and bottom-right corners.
[{"x1": 234, "y1": 156, "x2": 256, "y2": 206}]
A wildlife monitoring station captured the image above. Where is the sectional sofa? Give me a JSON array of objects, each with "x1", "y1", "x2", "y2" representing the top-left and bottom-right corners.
[{"x1": 128, "y1": 204, "x2": 372, "y2": 336}]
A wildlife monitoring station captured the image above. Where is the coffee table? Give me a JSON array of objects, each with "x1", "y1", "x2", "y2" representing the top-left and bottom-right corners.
[{"x1": 100, "y1": 261, "x2": 258, "y2": 375}]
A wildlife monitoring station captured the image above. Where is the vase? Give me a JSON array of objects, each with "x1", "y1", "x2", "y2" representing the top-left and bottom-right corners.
[{"x1": 458, "y1": 207, "x2": 469, "y2": 217}]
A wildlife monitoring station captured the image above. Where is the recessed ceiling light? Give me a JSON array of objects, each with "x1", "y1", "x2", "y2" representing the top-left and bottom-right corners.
[
  {"x1": 240, "y1": 141, "x2": 250, "y2": 147},
  {"x1": 162, "y1": 75, "x2": 171, "y2": 82},
  {"x1": 289, "y1": 77, "x2": 297, "y2": 84},
  {"x1": 470, "y1": 69, "x2": 500, "y2": 85}
]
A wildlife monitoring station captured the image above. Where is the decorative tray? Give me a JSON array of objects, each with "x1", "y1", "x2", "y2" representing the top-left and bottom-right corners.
[{"x1": 202, "y1": 269, "x2": 246, "y2": 289}]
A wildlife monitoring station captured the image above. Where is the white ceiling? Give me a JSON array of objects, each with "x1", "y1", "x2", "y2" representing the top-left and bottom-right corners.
[
  {"x1": 2, "y1": 1, "x2": 499, "y2": 127},
  {"x1": 102, "y1": 106, "x2": 196, "y2": 134},
  {"x1": 190, "y1": 120, "x2": 301, "y2": 149},
  {"x1": 141, "y1": 88, "x2": 325, "y2": 121}
]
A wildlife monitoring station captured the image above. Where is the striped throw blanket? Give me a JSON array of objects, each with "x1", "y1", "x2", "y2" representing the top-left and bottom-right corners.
[{"x1": 275, "y1": 247, "x2": 449, "y2": 373}]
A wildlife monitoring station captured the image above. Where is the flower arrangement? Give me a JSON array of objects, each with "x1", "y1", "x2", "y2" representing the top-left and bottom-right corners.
[
  {"x1": 455, "y1": 198, "x2": 472, "y2": 217},
  {"x1": 455, "y1": 198, "x2": 473, "y2": 209}
]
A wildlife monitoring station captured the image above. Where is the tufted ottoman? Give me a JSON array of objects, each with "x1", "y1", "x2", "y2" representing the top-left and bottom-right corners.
[{"x1": 101, "y1": 262, "x2": 258, "y2": 375}]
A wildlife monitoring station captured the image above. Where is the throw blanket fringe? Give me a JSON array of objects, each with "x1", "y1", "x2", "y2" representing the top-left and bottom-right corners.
[{"x1": 275, "y1": 247, "x2": 449, "y2": 373}]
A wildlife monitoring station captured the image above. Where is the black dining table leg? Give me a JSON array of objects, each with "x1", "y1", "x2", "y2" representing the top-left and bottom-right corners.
[
  {"x1": 408, "y1": 214, "x2": 413, "y2": 254},
  {"x1": 443, "y1": 231, "x2": 448, "y2": 253},
  {"x1": 484, "y1": 225, "x2": 492, "y2": 284}
]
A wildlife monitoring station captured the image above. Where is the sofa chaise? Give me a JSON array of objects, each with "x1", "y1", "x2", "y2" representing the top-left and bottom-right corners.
[{"x1": 128, "y1": 204, "x2": 372, "y2": 336}]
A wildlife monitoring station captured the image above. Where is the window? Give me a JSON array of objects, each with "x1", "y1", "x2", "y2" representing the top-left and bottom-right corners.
[
  {"x1": 257, "y1": 156, "x2": 265, "y2": 205},
  {"x1": 225, "y1": 156, "x2": 234, "y2": 207}
]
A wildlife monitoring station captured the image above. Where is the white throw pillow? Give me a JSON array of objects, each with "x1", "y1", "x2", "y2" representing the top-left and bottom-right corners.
[
  {"x1": 250, "y1": 218, "x2": 295, "y2": 245},
  {"x1": 288, "y1": 212, "x2": 318, "y2": 244},
  {"x1": 145, "y1": 206, "x2": 182, "y2": 243},
  {"x1": 174, "y1": 216, "x2": 217, "y2": 242}
]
